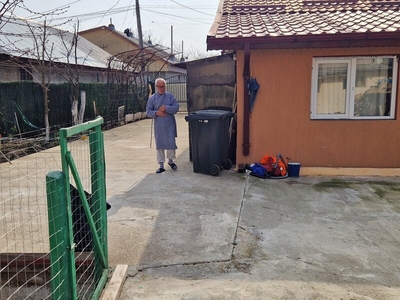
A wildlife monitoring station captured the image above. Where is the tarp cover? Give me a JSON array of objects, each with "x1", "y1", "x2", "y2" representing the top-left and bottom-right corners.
[{"x1": 247, "y1": 77, "x2": 259, "y2": 113}]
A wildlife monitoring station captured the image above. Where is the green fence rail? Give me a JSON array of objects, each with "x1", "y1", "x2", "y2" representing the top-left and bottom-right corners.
[{"x1": 46, "y1": 117, "x2": 108, "y2": 300}]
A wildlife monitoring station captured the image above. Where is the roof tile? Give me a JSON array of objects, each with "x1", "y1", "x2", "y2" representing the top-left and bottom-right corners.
[{"x1": 210, "y1": 0, "x2": 400, "y2": 40}]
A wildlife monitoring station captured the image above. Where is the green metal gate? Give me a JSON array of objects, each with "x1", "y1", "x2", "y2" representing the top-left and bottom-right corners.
[{"x1": 46, "y1": 117, "x2": 108, "y2": 300}]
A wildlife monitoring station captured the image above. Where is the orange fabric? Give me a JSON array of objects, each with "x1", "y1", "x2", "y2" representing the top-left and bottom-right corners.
[
  {"x1": 260, "y1": 154, "x2": 287, "y2": 177},
  {"x1": 260, "y1": 155, "x2": 274, "y2": 165}
]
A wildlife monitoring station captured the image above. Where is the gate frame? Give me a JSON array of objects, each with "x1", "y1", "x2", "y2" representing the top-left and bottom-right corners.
[{"x1": 46, "y1": 116, "x2": 108, "y2": 300}]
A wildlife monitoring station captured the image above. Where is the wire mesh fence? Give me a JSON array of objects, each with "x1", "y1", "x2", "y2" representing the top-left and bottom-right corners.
[
  {"x1": 1, "y1": 117, "x2": 108, "y2": 300},
  {"x1": 1, "y1": 141, "x2": 60, "y2": 299}
]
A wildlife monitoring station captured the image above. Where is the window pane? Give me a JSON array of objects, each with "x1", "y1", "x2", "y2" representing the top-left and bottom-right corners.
[
  {"x1": 316, "y1": 63, "x2": 347, "y2": 115},
  {"x1": 354, "y1": 58, "x2": 393, "y2": 116},
  {"x1": 19, "y1": 67, "x2": 33, "y2": 81}
]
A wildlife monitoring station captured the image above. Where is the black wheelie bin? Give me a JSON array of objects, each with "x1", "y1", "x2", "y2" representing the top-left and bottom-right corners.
[{"x1": 185, "y1": 109, "x2": 234, "y2": 176}]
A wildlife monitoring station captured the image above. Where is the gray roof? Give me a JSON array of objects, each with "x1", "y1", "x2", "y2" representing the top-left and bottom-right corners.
[{"x1": 0, "y1": 17, "x2": 112, "y2": 69}]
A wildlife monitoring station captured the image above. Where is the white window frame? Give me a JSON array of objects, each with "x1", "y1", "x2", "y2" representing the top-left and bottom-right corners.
[{"x1": 310, "y1": 56, "x2": 398, "y2": 120}]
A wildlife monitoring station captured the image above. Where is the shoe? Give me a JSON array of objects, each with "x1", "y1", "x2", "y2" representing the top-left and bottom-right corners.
[
  {"x1": 168, "y1": 162, "x2": 177, "y2": 170},
  {"x1": 156, "y1": 167, "x2": 166, "y2": 173}
]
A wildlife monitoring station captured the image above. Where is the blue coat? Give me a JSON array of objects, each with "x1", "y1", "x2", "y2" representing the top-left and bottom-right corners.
[{"x1": 146, "y1": 91, "x2": 180, "y2": 150}]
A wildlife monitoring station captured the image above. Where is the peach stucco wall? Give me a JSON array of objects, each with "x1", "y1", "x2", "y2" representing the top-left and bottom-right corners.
[
  {"x1": 235, "y1": 47, "x2": 400, "y2": 168},
  {"x1": 80, "y1": 30, "x2": 167, "y2": 72},
  {"x1": 80, "y1": 30, "x2": 137, "y2": 54}
]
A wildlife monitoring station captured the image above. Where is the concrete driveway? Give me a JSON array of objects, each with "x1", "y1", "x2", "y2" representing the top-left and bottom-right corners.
[{"x1": 103, "y1": 113, "x2": 400, "y2": 299}]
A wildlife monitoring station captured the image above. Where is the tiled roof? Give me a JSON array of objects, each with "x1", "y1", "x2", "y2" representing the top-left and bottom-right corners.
[{"x1": 207, "y1": 0, "x2": 400, "y2": 49}]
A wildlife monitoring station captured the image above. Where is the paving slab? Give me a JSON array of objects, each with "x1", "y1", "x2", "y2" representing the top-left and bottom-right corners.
[
  {"x1": 105, "y1": 112, "x2": 242, "y2": 267},
  {"x1": 107, "y1": 170, "x2": 243, "y2": 267}
]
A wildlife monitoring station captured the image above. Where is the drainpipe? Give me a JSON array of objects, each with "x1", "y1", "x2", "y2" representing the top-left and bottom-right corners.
[{"x1": 242, "y1": 43, "x2": 250, "y2": 156}]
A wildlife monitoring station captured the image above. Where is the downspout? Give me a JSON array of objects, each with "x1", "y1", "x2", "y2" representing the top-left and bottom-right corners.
[{"x1": 242, "y1": 43, "x2": 251, "y2": 156}]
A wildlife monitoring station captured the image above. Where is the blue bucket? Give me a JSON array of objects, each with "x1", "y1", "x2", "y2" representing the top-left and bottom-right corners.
[{"x1": 288, "y1": 162, "x2": 301, "y2": 177}]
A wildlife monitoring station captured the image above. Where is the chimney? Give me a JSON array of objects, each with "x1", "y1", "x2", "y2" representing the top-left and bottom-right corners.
[{"x1": 108, "y1": 18, "x2": 115, "y2": 31}]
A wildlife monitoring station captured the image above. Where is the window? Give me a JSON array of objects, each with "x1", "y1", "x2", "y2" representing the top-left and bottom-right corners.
[
  {"x1": 311, "y1": 56, "x2": 398, "y2": 119},
  {"x1": 19, "y1": 68, "x2": 33, "y2": 81}
]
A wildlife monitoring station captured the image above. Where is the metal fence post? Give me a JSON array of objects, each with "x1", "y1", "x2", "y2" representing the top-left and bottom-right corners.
[
  {"x1": 90, "y1": 128, "x2": 109, "y2": 298},
  {"x1": 46, "y1": 171, "x2": 72, "y2": 300}
]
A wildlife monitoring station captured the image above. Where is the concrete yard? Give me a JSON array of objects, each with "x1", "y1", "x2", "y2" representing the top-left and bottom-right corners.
[{"x1": 102, "y1": 113, "x2": 400, "y2": 300}]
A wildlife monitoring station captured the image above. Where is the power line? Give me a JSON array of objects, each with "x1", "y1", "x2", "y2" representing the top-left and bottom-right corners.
[
  {"x1": 32, "y1": 4, "x2": 216, "y2": 22},
  {"x1": 170, "y1": 0, "x2": 215, "y2": 16},
  {"x1": 139, "y1": 8, "x2": 211, "y2": 41},
  {"x1": 16, "y1": 2, "x2": 218, "y2": 54},
  {"x1": 20, "y1": 0, "x2": 81, "y2": 18},
  {"x1": 141, "y1": 7, "x2": 213, "y2": 24}
]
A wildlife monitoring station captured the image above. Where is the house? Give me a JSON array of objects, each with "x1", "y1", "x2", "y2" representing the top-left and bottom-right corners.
[
  {"x1": 206, "y1": 0, "x2": 400, "y2": 176},
  {"x1": 0, "y1": 17, "x2": 114, "y2": 83},
  {"x1": 79, "y1": 24, "x2": 187, "y2": 82}
]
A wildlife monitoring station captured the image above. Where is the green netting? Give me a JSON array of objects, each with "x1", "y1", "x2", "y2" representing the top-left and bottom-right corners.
[{"x1": 0, "y1": 82, "x2": 149, "y2": 137}]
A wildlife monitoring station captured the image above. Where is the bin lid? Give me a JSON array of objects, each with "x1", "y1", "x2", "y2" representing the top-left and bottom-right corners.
[{"x1": 185, "y1": 109, "x2": 234, "y2": 121}]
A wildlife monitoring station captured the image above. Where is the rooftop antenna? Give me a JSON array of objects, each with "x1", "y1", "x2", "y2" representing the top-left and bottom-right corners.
[
  {"x1": 108, "y1": 18, "x2": 115, "y2": 30},
  {"x1": 180, "y1": 40, "x2": 185, "y2": 62},
  {"x1": 171, "y1": 25, "x2": 173, "y2": 55}
]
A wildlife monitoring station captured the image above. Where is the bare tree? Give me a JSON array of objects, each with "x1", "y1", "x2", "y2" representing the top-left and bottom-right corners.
[
  {"x1": 184, "y1": 46, "x2": 221, "y2": 61},
  {"x1": 7, "y1": 18, "x2": 58, "y2": 141},
  {"x1": 143, "y1": 30, "x2": 218, "y2": 62},
  {"x1": 27, "y1": 19, "x2": 55, "y2": 141},
  {"x1": 57, "y1": 20, "x2": 87, "y2": 125},
  {"x1": 0, "y1": 0, "x2": 23, "y2": 28},
  {"x1": 142, "y1": 29, "x2": 165, "y2": 48},
  {"x1": 1, "y1": 6, "x2": 72, "y2": 139},
  {"x1": 1, "y1": 1, "x2": 68, "y2": 29}
]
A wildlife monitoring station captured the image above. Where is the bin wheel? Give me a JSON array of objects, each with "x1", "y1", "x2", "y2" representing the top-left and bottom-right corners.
[
  {"x1": 223, "y1": 159, "x2": 233, "y2": 170},
  {"x1": 210, "y1": 164, "x2": 220, "y2": 176}
]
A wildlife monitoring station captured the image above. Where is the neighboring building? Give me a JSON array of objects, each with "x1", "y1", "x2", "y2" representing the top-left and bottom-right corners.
[
  {"x1": 0, "y1": 17, "x2": 114, "y2": 83},
  {"x1": 79, "y1": 24, "x2": 187, "y2": 81},
  {"x1": 207, "y1": 0, "x2": 400, "y2": 175}
]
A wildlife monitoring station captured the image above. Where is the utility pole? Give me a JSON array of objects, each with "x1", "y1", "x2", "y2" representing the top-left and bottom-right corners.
[
  {"x1": 135, "y1": 0, "x2": 143, "y2": 49},
  {"x1": 135, "y1": 0, "x2": 145, "y2": 74}
]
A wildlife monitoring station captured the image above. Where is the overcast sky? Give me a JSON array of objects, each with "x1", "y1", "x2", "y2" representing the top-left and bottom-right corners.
[{"x1": 15, "y1": 0, "x2": 221, "y2": 57}]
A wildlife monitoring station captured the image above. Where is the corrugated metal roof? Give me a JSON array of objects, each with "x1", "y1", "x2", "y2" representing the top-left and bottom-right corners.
[
  {"x1": 207, "y1": 0, "x2": 400, "y2": 49},
  {"x1": 0, "y1": 17, "x2": 112, "y2": 68}
]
